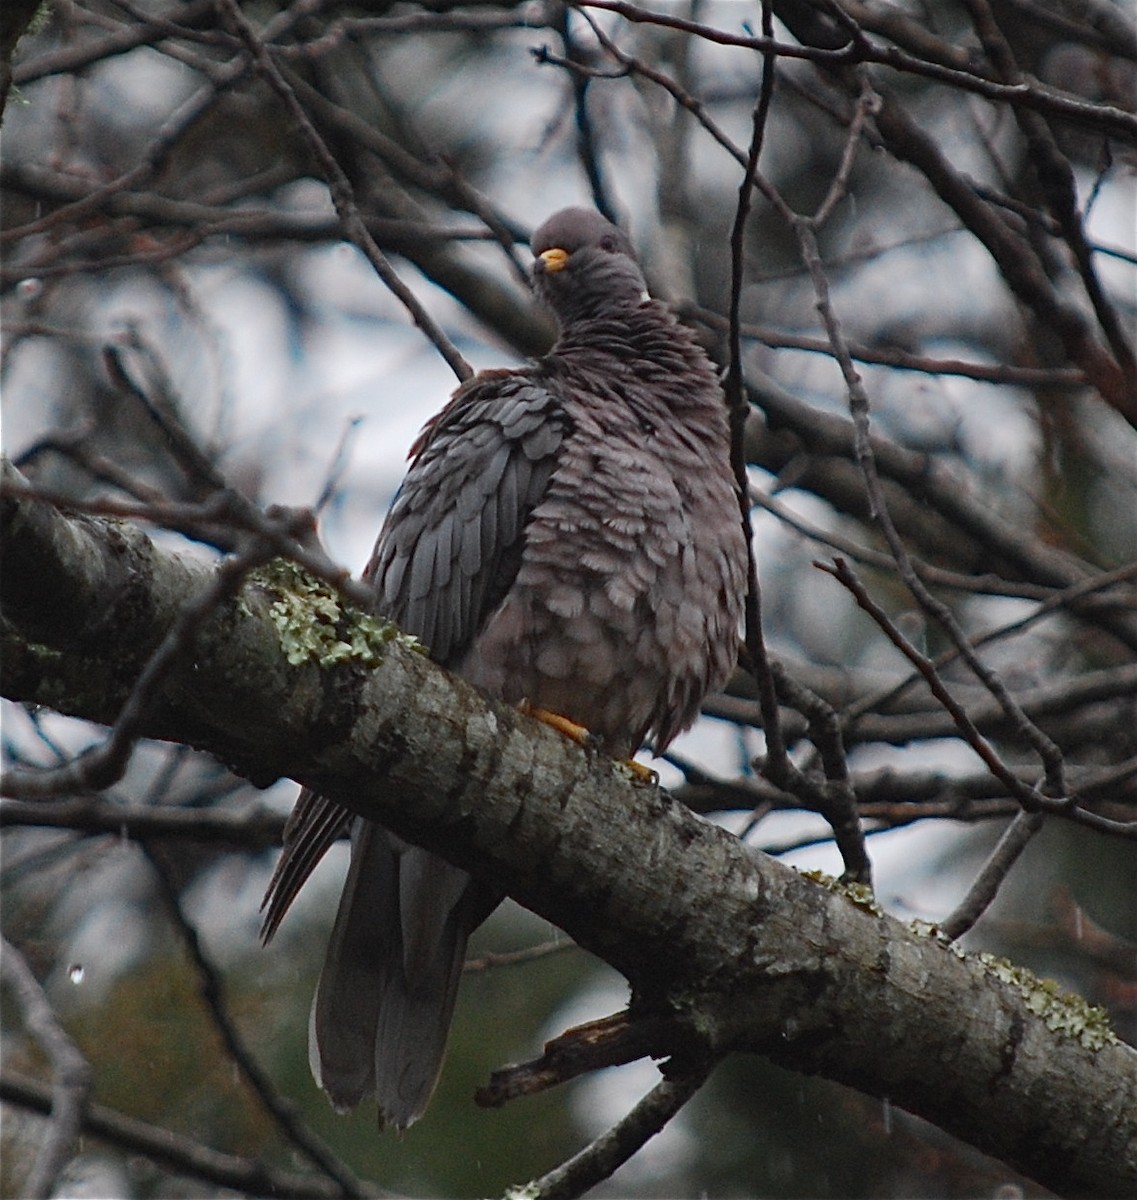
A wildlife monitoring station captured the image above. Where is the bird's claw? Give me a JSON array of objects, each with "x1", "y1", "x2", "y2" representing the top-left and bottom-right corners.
[
  {"x1": 518, "y1": 702, "x2": 655, "y2": 784},
  {"x1": 615, "y1": 758, "x2": 659, "y2": 787}
]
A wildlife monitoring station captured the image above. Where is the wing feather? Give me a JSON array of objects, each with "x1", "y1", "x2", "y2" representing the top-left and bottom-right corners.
[
  {"x1": 262, "y1": 369, "x2": 565, "y2": 940},
  {"x1": 372, "y1": 370, "x2": 566, "y2": 664}
]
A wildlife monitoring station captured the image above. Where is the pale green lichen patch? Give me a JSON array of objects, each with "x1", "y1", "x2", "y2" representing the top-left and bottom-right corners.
[
  {"x1": 906, "y1": 923, "x2": 1116, "y2": 1049},
  {"x1": 800, "y1": 868, "x2": 883, "y2": 916},
  {"x1": 244, "y1": 559, "x2": 421, "y2": 668},
  {"x1": 907, "y1": 921, "x2": 974, "y2": 962},
  {"x1": 502, "y1": 1184, "x2": 540, "y2": 1200},
  {"x1": 908, "y1": 918, "x2": 949, "y2": 943},
  {"x1": 975, "y1": 952, "x2": 1118, "y2": 1050}
]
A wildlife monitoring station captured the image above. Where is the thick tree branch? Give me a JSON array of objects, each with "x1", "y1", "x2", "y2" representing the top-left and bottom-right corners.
[
  {"x1": 2, "y1": 474, "x2": 1135, "y2": 1197},
  {"x1": 6, "y1": 465, "x2": 1137, "y2": 1190}
]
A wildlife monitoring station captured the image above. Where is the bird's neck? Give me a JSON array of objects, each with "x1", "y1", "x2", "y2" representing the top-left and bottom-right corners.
[
  {"x1": 543, "y1": 303, "x2": 726, "y2": 424},
  {"x1": 551, "y1": 303, "x2": 711, "y2": 378}
]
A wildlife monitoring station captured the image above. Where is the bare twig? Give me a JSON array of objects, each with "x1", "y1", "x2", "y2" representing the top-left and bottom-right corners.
[
  {"x1": 684, "y1": 303, "x2": 1088, "y2": 389},
  {"x1": 13, "y1": 421, "x2": 171, "y2": 503},
  {"x1": 564, "y1": 8, "x2": 750, "y2": 173},
  {"x1": 215, "y1": 0, "x2": 473, "y2": 383},
  {"x1": 0, "y1": 939, "x2": 92, "y2": 1200},
  {"x1": 521, "y1": 1065, "x2": 712, "y2": 1200},
  {"x1": 0, "y1": 1070, "x2": 363, "y2": 1199},
  {"x1": 820, "y1": 558, "x2": 1137, "y2": 840},
  {"x1": 0, "y1": 797, "x2": 284, "y2": 848},
  {"x1": 556, "y1": 7, "x2": 620, "y2": 223},
  {"x1": 463, "y1": 940, "x2": 574, "y2": 973},
  {"x1": 714, "y1": 10, "x2": 866, "y2": 882},
  {"x1": 769, "y1": 661, "x2": 870, "y2": 883},
  {"x1": 576, "y1": 0, "x2": 1137, "y2": 140},
  {"x1": 725, "y1": 1, "x2": 790, "y2": 783},
  {"x1": 144, "y1": 850, "x2": 368, "y2": 1195},
  {"x1": 102, "y1": 335, "x2": 227, "y2": 497},
  {"x1": 939, "y1": 810, "x2": 1046, "y2": 939},
  {"x1": 725, "y1": 66, "x2": 874, "y2": 885},
  {"x1": 961, "y1": 0, "x2": 1136, "y2": 391},
  {"x1": 774, "y1": 195, "x2": 1075, "y2": 820}
]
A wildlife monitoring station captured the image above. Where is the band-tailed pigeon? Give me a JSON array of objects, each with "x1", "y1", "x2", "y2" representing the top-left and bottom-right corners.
[{"x1": 262, "y1": 207, "x2": 748, "y2": 1130}]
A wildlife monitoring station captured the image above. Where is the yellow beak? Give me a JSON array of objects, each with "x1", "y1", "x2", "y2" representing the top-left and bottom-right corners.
[{"x1": 538, "y1": 247, "x2": 569, "y2": 273}]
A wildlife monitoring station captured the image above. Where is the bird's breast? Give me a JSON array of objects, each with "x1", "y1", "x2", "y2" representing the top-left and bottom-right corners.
[{"x1": 456, "y1": 405, "x2": 746, "y2": 756}]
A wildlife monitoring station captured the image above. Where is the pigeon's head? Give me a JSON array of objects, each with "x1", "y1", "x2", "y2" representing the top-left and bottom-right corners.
[{"x1": 531, "y1": 208, "x2": 649, "y2": 325}]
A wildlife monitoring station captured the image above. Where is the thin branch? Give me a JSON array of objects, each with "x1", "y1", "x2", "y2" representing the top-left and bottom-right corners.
[
  {"x1": 13, "y1": 422, "x2": 172, "y2": 504},
  {"x1": 725, "y1": 1, "x2": 791, "y2": 784},
  {"x1": 685, "y1": 302, "x2": 1088, "y2": 389},
  {"x1": 576, "y1": 0, "x2": 1137, "y2": 140},
  {"x1": 939, "y1": 810, "x2": 1046, "y2": 940},
  {"x1": 286, "y1": 8, "x2": 535, "y2": 46},
  {"x1": 0, "y1": 797, "x2": 284, "y2": 849},
  {"x1": 313, "y1": 415, "x2": 364, "y2": 516},
  {"x1": 144, "y1": 849, "x2": 368, "y2": 1196},
  {"x1": 522, "y1": 1065, "x2": 712, "y2": 1200},
  {"x1": 0, "y1": 1070, "x2": 363, "y2": 1199},
  {"x1": 812, "y1": 73, "x2": 882, "y2": 228},
  {"x1": 563, "y1": 8, "x2": 749, "y2": 172},
  {"x1": 777, "y1": 204, "x2": 1074, "y2": 807},
  {"x1": 463, "y1": 940, "x2": 575, "y2": 973},
  {"x1": 768, "y1": 660, "x2": 870, "y2": 884},
  {"x1": 216, "y1": 0, "x2": 473, "y2": 383},
  {"x1": 820, "y1": 558, "x2": 1134, "y2": 833},
  {"x1": 557, "y1": 7, "x2": 620, "y2": 224},
  {"x1": 102, "y1": 336, "x2": 228, "y2": 497},
  {"x1": 725, "y1": 64, "x2": 874, "y2": 885},
  {"x1": 961, "y1": 0, "x2": 1136, "y2": 390},
  {"x1": 0, "y1": 939, "x2": 92, "y2": 1200},
  {"x1": 714, "y1": 21, "x2": 866, "y2": 881}
]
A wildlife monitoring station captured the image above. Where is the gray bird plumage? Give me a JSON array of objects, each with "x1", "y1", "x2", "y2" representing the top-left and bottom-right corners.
[{"x1": 262, "y1": 206, "x2": 747, "y2": 1129}]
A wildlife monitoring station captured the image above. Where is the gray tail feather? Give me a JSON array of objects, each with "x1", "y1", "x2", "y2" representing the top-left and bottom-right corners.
[{"x1": 309, "y1": 820, "x2": 494, "y2": 1129}]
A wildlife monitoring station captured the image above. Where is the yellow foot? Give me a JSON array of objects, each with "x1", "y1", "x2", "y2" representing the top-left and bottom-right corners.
[
  {"x1": 518, "y1": 702, "x2": 658, "y2": 786},
  {"x1": 614, "y1": 758, "x2": 659, "y2": 787},
  {"x1": 519, "y1": 701, "x2": 596, "y2": 748}
]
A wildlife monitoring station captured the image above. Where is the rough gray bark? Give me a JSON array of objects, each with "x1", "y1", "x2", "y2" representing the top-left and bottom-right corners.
[{"x1": 3, "y1": 467, "x2": 1135, "y2": 1198}]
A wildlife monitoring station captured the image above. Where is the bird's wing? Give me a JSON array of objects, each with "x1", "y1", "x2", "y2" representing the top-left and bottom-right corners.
[
  {"x1": 260, "y1": 369, "x2": 565, "y2": 941},
  {"x1": 367, "y1": 368, "x2": 566, "y2": 664}
]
